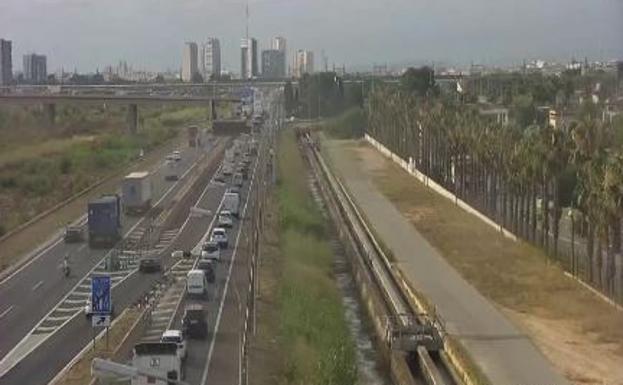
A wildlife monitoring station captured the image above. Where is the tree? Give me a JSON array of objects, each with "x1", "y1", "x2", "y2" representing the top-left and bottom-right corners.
[
  {"x1": 191, "y1": 72, "x2": 204, "y2": 83},
  {"x1": 400, "y1": 66, "x2": 436, "y2": 97}
]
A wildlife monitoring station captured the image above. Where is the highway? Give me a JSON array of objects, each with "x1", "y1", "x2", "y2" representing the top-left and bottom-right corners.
[
  {"x1": 0, "y1": 87, "x2": 280, "y2": 385},
  {"x1": 0, "y1": 136, "x2": 224, "y2": 383}
]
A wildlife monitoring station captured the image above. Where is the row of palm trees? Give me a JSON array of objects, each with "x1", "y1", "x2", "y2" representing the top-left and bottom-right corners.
[{"x1": 366, "y1": 87, "x2": 623, "y2": 300}]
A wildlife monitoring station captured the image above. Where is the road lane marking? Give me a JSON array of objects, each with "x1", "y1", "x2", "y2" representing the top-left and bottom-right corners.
[
  {"x1": 0, "y1": 306, "x2": 14, "y2": 320},
  {"x1": 31, "y1": 281, "x2": 44, "y2": 292},
  {"x1": 201, "y1": 136, "x2": 262, "y2": 385},
  {"x1": 0, "y1": 140, "x2": 200, "y2": 288},
  {"x1": 0, "y1": 140, "x2": 225, "y2": 376}
]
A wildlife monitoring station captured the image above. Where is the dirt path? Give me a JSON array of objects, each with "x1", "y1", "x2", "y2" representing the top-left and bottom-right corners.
[{"x1": 329, "y1": 139, "x2": 623, "y2": 385}]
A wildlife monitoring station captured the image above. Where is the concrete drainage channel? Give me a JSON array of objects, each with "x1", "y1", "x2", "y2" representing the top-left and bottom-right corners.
[{"x1": 301, "y1": 136, "x2": 465, "y2": 385}]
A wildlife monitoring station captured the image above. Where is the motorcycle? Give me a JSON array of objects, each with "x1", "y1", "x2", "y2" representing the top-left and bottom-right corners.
[{"x1": 62, "y1": 264, "x2": 71, "y2": 277}]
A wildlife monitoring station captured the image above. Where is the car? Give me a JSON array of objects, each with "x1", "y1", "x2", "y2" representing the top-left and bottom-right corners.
[
  {"x1": 196, "y1": 258, "x2": 215, "y2": 283},
  {"x1": 139, "y1": 255, "x2": 162, "y2": 272},
  {"x1": 226, "y1": 186, "x2": 240, "y2": 195},
  {"x1": 64, "y1": 225, "x2": 84, "y2": 243},
  {"x1": 218, "y1": 210, "x2": 234, "y2": 228},
  {"x1": 210, "y1": 227, "x2": 228, "y2": 248},
  {"x1": 214, "y1": 173, "x2": 226, "y2": 183},
  {"x1": 201, "y1": 241, "x2": 220, "y2": 262},
  {"x1": 237, "y1": 167, "x2": 249, "y2": 180},
  {"x1": 165, "y1": 154, "x2": 175, "y2": 161},
  {"x1": 222, "y1": 164, "x2": 233, "y2": 176},
  {"x1": 232, "y1": 172, "x2": 243, "y2": 187},
  {"x1": 182, "y1": 304, "x2": 208, "y2": 339},
  {"x1": 172, "y1": 150, "x2": 182, "y2": 161},
  {"x1": 161, "y1": 330, "x2": 187, "y2": 361}
]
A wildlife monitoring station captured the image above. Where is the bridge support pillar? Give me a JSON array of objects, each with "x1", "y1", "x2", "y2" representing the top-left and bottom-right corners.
[
  {"x1": 127, "y1": 104, "x2": 139, "y2": 133},
  {"x1": 210, "y1": 100, "x2": 217, "y2": 120},
  {"x1": 45, "y1": 103, "x2": 56, "y2": 126}
]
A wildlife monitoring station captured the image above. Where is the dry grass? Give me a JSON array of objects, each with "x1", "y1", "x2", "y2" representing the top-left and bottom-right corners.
[
  {"x1": 55, "y1": 308, "x2": 141, "y2": 385},
  {"x1": 334, "y1": 139, "x2": 623, "y2": 385}
]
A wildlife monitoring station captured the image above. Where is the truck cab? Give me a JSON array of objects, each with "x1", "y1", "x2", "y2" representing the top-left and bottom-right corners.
[{"x1": 131, "y1": 342, "x2": 182, "y2": 385}]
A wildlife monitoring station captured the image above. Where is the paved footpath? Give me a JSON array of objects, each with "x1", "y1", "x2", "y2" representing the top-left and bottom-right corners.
[{"x1": 324, "y1": 140, "x2": 570, "y2": 385}]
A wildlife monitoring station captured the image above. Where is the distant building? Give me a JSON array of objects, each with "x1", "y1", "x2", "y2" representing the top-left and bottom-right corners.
[
  {"x1": 272, "y1": 36, "x2": 286, "y2": 52},
  {"x1": 181, "y1": 42, "x2": 198, "y2": 82},
  {"x1": 295, "y1": 50, "x2": 314, "y2": 77},
  {"x1": 261, "y1": 49, "x2": 286, "y2": 79},
  {"x1": 0, "y1": 38, "x2": 12, "y2": 85},
  {"x1": 240, "y1": 38, "x2": 258, "y2": 79},
  {"x1": 201, "y1": 38, "x2": 221, "y2": 81},
  {"x1": 23, "y1": 53, "x2": 47, "y2": 83}
]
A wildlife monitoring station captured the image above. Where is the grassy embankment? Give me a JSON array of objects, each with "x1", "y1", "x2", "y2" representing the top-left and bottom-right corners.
[
  {"x1": 0, "y1": 105, "x2": 207, "y2": 235},
  {"x1": 322, "y1": 107, "x2": 366, "y2": 139},
  {"x1": 257, "y1": 128, "x2": 357, "y2": 384},
  {"x1": 331, "y1": 140, "x2": 623, "y2": 385}
]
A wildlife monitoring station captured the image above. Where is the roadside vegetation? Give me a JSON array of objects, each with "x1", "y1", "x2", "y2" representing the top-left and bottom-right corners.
[
  {"x1": 366, "y1": 68, "x2": 623, "y2": 304},
  {"x1": 322, "y1": 107, "x2": 366, "y2": 139},
  {"x1": 0, "y1": 105, "x2": 207, "y2": 235},
  {"x1": 253, "y1": 129, "x2": 357, "y2": 384},
  {"x1": 331, "y1": 140, "x2": 623, "y2": 384}
]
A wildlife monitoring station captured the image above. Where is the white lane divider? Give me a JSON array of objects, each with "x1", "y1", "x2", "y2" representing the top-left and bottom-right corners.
[
  {"x1": 0, "y1": 306, "x2": 14, "y2": 320},
  {"x1": 31, "y1": 281, "x2": 44, "y2": 292},
  {"x1": 0, "y1": 143, "x2": 220, "y2": 377}
]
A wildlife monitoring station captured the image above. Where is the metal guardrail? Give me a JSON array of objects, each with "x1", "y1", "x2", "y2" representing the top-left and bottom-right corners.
[{"x1": 302, "y1": 137, "x2": 456, "y2": 385}]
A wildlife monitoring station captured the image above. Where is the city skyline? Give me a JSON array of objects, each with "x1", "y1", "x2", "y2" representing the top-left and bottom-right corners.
[{"x1": 1, "y1": 0, "x2": 621, "y2": 74}]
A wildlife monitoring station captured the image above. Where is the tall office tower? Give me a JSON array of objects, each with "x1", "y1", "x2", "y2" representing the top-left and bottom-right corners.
[
  {"x1": 202, "y1": 38, "x2": 221, "y2": 80},
  {"x1": 240, "y1": 38, "x2": 258, "y2": 79},
  {"x1": 0, "y1": 39, "x2": 12, "y2": 85},
  {"x1": 295, "y1": 50, "x2": 314, "y2": 77},
  {"x1": 23, "y1": 53, "x2": 47, "y2": 83},
  {"x1": 181, "y1": 42, "x2": 198, "y2": 82}
]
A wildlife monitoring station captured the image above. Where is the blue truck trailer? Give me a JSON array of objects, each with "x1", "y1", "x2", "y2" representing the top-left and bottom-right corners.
[{"x1": 88, "y1": 194, "x2": 122, "y2": 248}]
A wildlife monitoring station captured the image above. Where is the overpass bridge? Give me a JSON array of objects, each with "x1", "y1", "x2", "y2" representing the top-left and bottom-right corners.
[{"x1": 0, "y1": 94, "x2": 243, "y2": 133}]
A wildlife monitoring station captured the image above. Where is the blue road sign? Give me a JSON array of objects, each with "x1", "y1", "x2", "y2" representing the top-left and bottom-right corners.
[{"x1": 91, "y1": 275, "x2": 111, "y2": 315}]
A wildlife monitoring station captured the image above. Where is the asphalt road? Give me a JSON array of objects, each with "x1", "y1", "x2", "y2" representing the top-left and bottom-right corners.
[
  {"x1": 0, "y1": 138, "x2": 230, "y2": 385},
  {"x1": 0, "y1": 139, "x2": 217, "y2": 373},
  {"x1": 325, "y1": 140, "x2": 570, "y2": 385}
]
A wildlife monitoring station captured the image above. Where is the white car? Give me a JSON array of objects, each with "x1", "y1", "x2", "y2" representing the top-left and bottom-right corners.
[
  {"x1": 201, "y1": 241, "x2": 221, "y2": 261},
  {"x1": 210, "y1": 227, "x2": 228, "y2": 248},
  {"x1": 172, "y1": 150, "x2": 182, "y2": 161},
  {"x1": 161, "y1": 329, "x2": 187, "y2": 361},
  {"x1": 218, "y1": 210, "x2": 233, "y2": 228}
]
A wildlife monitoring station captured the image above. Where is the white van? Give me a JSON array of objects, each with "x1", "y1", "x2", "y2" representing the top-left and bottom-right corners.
[
  {"x1": 222, "y1": 192, "x2": 240, "y2": 217},
  {"x1": 186, "y1": 270, "x2": 208, "y2": 298}
]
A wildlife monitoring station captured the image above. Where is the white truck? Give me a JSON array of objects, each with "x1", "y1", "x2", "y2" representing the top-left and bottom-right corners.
[
  {"x1": 131, "y1": 342, "x2": 182, "y2": 385},
  {"x1": 222, "y1": 191, "x2": 240, "y2": 217},
  {"x1": 122, "y1": 172, "x2": 152, "y2": 215},
  {"x1": 164, "y1": 160, "x2": 179, "y2": 181}
]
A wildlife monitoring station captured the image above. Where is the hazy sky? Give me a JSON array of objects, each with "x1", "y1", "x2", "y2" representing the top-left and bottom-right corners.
[{"x1": 1, "y1": 0, "x2": 621, "y2": 73}]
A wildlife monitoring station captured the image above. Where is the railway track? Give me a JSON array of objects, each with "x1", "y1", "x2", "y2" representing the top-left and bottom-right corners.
[{"x1": 301, "y1": 135, "x2": 462, "y2": 385}]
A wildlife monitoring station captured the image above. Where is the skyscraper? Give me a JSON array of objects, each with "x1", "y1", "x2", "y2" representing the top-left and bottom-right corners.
[
  {"x1": 268, "y1": 36, "x2": 287, "y2": 78},
  {"x1": 23, "y1": 53, "x2": 47, "y2": 83},
  {"x1": 201, "y1": 38, "x2": 221, "y2": 80},
  {"x1": 181, "y1": 42, "x2": 198, "y2": 82},
  {"x1": 272, "y1": 36, "x2": 286, "y2": 52},
  {"x1": 240, "y1": 38, "x2": 258, "y2": 79},
  {"x1": 0, "y1": 39, "x2": 12, "y2": 86},
  {"x1": 261, "y1": 50, "x2": 286, "y2": 79},
  {"x1": 295, "y1": 50, "x2": 314, "y2": 77}
]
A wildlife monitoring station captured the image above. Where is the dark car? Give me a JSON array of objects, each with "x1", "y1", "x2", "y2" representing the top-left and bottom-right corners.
[
  {"x1": 139, "y1": 256, "x2": 162, "y2": 273},
  {"x1": 197, "y1": 259, "x2": 215, "y2": 283},
  {"x1": 182, "y1": 305, "x2": 208, "y2": 339},
  {"x1": 64, "y1": 225, "x2": 84, "y2": 243}
]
